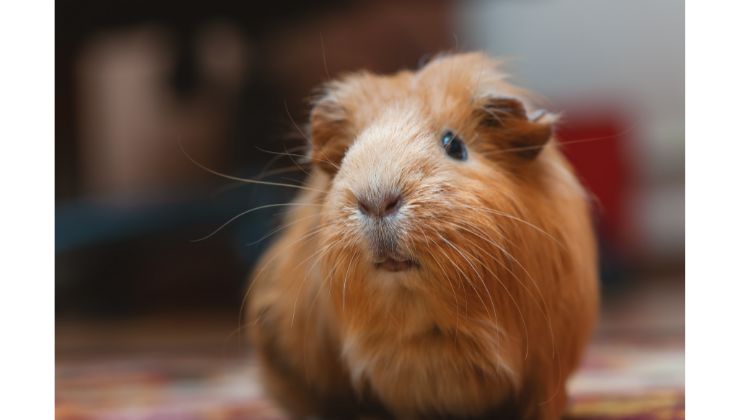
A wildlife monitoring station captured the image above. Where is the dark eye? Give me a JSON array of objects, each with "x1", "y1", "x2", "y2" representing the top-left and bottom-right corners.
[{"x1": 441, "y1": 131, "x2": 468, "y2": 161}]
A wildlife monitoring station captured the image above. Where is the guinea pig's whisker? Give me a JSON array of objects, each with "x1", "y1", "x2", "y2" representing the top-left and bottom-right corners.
[
  {"x1": 298, "y1": 242, "x2": 348, "y2": 376},
  {"x1": 538, "y1": 348, "x2": 564, "y2": 407},
  {"x1": 298, "y1": 243, "x2": 333, "y2": 377},
  {"x1": 293, "y1": 238, "x2": 359, "y2": 324},
  {"x1": 469, "y1": 249, "x2": 530, "y2": 360},
  {"x1": 283, "y1": 100, "x2": 311, "y2": 142},
  {"x1": 256, "y1": 145, "x2": 313, "y2": 178},
  {"x1": 237, "y1": 221, "x2": 332, "y2": 344},
  {"x1": 291, "y1": 239, "x2": 340, "y2": 327},
  {"x1": 417, "y1": 228, "x2": 463, "y2": 324},
  {"x1": 254, "y1": 146, "x2": 312, "y2": 179},
  {"x1": 437, "y1": 235, "x2": 494, "y2": 321},
  {"x1": 440, "y1": 223, "x2": 532, "y2": 360},
  {"x1": 257, "y1": 161, "x2": 310, "y2": 180},
  {"x1": 282, "y1": 101, "x2": 342, "y2": 171},
  {"x1": 192, "y1": 202, "x2": 323, "y2": 242},
  {"x1": 425, "y1": 236, "x2": 463, "y2": 340},
  {"x1": 244, "y1": 221, "x2": 330, "y2": 306},
  {"x1": 431, "y1": 230, "x2": 468, "y2": 324},
  {"x1": 438, "y1": 232, "x2": 522, "y2": 353},
  {"x1": 256, "y1": 145, "x2": 341, "y2": 173},
  {"x1": 445, "y1": 237, "x2": 497, "y2": 338},
  {"x1": 254, "y1": 145, "x2": 309, "y2": 160},
  {"x1": 255, "y1": 143, "x2": 310, "y2": 179},
  {"x1": 457, "y1": 204, "x2": 564, "y2": 249},
  {"x1": 444, "y1": 220, "x2": 543, "y2": 309},
  {"x1": 247, "y1": 212, "x2": 321, "y2": 246},
  {"x1": 445, "y1": 219, "x2": 556, "y2": 360},
  {"x1": 433, "y1": 232, "x2": 492, "y2": 324},
  {"x1": 319, "y1": 33, "x2": 331, "y2": 80},
  {"x1": 301, "y1": 246, "x2": 354, "y2": 372},
  {"x1": 453, "y1": 218, "x2": 547, "y2": 299},
  {"x1": 322, "y1": 241, "x2": 354, "y2": 299},
  {"x1": 307, "y1": 241, "x2": 346, "y2": 320},
  {"x1": 342, "y1": 250, "x2": 361, "y2": 313},
  {"x1": 266, "y1": 166, "x2": 311, "y2": 183},
  {"x1": 179, "y1": 141, "x2": 325, "y2": 193},
  {"x1": 493, "y1": 123, "x2": 638, "y2": 156},
  {"x1": 211, "y1": 166, "x2": 309, "y2": 198}
]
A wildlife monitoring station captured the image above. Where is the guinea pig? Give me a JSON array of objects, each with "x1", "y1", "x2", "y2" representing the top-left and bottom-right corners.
[{"x1": 247, "y1": 52, "x2": 599, "y2": 420}]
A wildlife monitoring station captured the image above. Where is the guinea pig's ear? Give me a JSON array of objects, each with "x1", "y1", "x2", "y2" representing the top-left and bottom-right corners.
[
  {"x1": 477, "y1": 97, "x2": 558, "y2": 160},
  {"x1": 309, "y1": 93, "x2": 353, "y2": 175}
]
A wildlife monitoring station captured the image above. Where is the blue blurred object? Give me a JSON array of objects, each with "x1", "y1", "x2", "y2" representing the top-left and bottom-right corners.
[{"x1": 55, "y1": 181, "x2": 298, "y2": 267}]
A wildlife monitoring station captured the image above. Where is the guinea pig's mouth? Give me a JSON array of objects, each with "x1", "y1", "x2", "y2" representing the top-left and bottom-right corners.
[{"x1": 373, "y1": 257, "x2": 419, "y2": 272}]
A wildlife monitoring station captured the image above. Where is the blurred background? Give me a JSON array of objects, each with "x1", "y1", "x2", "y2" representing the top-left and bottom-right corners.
[{"x1": 56, "y1": 0, "x2": 684, "y2": 418}]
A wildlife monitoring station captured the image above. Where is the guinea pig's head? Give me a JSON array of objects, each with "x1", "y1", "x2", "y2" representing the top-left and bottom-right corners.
[{"x1": 311, "y1": 53, "x2": 559, "y2": 302}]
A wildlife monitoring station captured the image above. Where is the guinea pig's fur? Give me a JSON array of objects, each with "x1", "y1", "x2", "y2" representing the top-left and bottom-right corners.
[{"x1": 247, "y1": 52, "x2": 599, "y2": 420}]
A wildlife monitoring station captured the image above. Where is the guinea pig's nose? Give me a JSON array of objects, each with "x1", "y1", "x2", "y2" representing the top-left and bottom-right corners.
[{"x1": 357, "y1": 193, "x2": 403, "y2": 218}]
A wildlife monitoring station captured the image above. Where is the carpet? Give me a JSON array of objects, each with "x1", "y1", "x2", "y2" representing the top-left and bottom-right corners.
[{"x1": 57, "y1": 283, "x2": 684, "y2": 419}]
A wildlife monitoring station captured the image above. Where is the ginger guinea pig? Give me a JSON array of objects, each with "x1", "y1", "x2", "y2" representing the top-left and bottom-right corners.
[{"x1": 247, "y1": 52, "x2": 599, "y2": 420}]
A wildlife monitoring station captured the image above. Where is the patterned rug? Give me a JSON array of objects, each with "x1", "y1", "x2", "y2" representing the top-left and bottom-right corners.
[
  {"x1": 57, "y1": 284, "x2": 684, "y2": 419},
  {"x1": 55, "y1": 338, "x2": 684, "y2": 420}
]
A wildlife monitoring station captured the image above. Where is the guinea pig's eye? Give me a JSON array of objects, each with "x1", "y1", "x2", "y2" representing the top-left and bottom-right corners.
[{"x1": 441, "y1": 131, "x2": 468, "y2": 161}]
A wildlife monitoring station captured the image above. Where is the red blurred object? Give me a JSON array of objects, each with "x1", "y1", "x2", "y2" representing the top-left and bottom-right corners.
[{"x1": 556, "y1": 106, "x2": 636, "y2": 252}]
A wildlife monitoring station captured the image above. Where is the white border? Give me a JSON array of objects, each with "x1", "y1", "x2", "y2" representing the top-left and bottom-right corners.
[
  {"x1": 686, "y1": 0, "x2": 740, "y2": 417},
  {"x1": 0, "y1": 0, "x2": 55, "y2": 418}
]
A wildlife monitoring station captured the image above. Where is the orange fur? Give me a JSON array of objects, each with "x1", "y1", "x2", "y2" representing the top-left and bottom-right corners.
[{"x1": 247, "y1": 52, "x2": 599, "y2": 419}]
